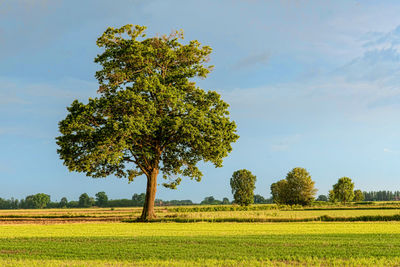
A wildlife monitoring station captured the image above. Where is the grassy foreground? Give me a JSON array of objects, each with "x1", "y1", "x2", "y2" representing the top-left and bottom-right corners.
[{"x1": 1, "y1": 222, "x2": 400, "y2": 266}]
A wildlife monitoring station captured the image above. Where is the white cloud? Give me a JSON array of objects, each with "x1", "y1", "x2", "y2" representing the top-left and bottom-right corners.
[{"x1": 232, "y1": 53, "x2": 270, "y2": 70}]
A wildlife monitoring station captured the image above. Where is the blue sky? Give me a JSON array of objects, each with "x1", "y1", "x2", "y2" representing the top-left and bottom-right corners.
[{"x1": 2, "y1": 0, "x2": 400, "y2": 202}]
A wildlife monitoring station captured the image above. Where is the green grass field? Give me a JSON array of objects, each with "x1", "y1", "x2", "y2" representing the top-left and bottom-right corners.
[
  {"x1": 0, "y1": 222, "x2": 400, "y2": 266},
  {"x1": 1, "y1": 205, "x2": 400, "y2": 266}
]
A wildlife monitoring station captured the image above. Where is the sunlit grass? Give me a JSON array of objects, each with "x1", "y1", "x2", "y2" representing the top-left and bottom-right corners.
[
  {"x1": 0, "y1": 222, "x2": 400, "y2": 266},
  {"x1": 1, "y1": 205, "x2": 400, "y2": 222}
]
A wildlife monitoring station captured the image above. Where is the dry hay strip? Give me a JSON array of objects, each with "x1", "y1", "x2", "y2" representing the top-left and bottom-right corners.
[{"x1": 0, "y1": 216, "x2": 129, "y2": 224}]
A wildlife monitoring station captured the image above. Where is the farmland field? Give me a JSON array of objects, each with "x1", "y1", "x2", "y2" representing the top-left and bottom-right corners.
[
  {"x1": 0, "y1": 205, "x2": 400, "y2": 266},
  {"x1": 0, "y1": 222, "x2": 400, "y2": 266},
  {"x1": 1, "y1": 203, "x2": 400, "y2": 223}
]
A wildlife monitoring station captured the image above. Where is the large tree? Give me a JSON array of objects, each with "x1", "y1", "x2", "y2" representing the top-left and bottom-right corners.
[
  {"x1": 353, "y1": 189, "x2": 364, "y2": 202},
  {"x1": 56, "y1": 25, "x2": 239, "y2": 221},
  {"x1": 270, "y1": 179, "x2": 288, "y2": 205},
  {"x1": 25, "y1": 193, "x2": 50, "y2": 209},
  {"x1": 230, "y1": 169, "x2": 256, "y2": 206},
  {"x1": 331, "y1": 177, "x2": 354, "y2": 204},
  {"x1": 271, "y1": 167, "x2": 317, "y2": 206},
  {"x1": 95, "y1": 191, "x2": 109, "y2": 207},
  {"x1": 78, "y1": 193, "x2": 92, "y2": 208}
]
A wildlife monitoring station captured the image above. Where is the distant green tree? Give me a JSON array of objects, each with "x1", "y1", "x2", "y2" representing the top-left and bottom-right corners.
[
  {"x1": 25, "y1": 193, "x2": 50, "y2": 209},
  {"x1": 78, "y1": 193, "x2": 92, "y2": 208},
  {"x1": 67, "y1": 201, "x2": 79, "y2": 208},
  {"x1": 254, "y1": 194, "x2": 268, "y2": 204},
  {"x1": 332, "y1": 177, "x2": 354, "y2": 204},
  {"x1": 328, "y1": 190, "x2": 336, "y2": 202},
  {"x1": 89, "y1": 197, "x2": 95, "y2": 206},
  {"x1": 353, "y1": 189, "x2": 364, "y2": 202},
  {"x1": 200, "y1": 196, "x2": 222, "y2": 205},
  {"x1": 107, "y1": 199, "x2": 134, "y2": 207},
  {"x1": 24, "y1": 196, "x2": 35, "y2": 209},
  {"x1": 132, "y1": 193, "x2": 146, "y2": 206},
  {"x1": 222, "y1": 197, "x2": 230, "y2": 204},
  {"x1": 95, "y1": 191, "x2": 109, "y2": 207},
  {"x1": 316, "y1": 195, "x2": 328, "y2": 202},
  {"x1": 270, "y1": 179, "x2": 288, "y2": 204},
  {"x1": 34, "y1": 193, "x2": 50, "y2": 209},
  {"x1": 163, "y1": 199, "x2": 193, "y2": 206},
  {"x1": 271, "y1": 168, "x2": 316, "y2": 206},
  {"x1": 59, "y1": 197, "x2": 68, "y2": 208},
  {"x1": 230, "y1": 169, "x2": 256, "y2": 206}
]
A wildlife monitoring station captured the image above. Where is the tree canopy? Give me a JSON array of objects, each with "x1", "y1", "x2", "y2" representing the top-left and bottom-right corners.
[
  {"x1": 25, "y1": 193, "x2": 50, "y2": 209},
  {"x1": 56, "y1": 24, "x2": 239, "y2": 220},
  {"x1": 331, "y1": 177, "x2": 355, "y2": 204},
  {"x1": 95, "y1": 191, "x2": 108, "y2": 207},
  {"x1": 78, "y1": 193, "x2": 93, "y2": 208},
  {"x1": 230, "y1": 169, "x2": 256, "y2": 206},
  {"x1": 270, "y1": 167, "x2": 316, "y2": 206},
  {"x1": 353, "y1": 189, "x2": 364, "y2": 202}
]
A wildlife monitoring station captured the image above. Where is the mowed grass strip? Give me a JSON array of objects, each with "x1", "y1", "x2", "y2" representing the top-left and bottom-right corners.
[
  {"x1": 0, "y1": 222, "x2": 399, "y2": 266},
  {"x1": 1, "y1": 258, "x2": 400, "y2": 267},
  {"x1": 1, "y1": 234, "x2": 400, "y2": 261}
]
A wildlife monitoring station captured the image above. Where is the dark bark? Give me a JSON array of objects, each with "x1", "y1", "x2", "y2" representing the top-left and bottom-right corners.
[{"x1": 140, "y1": 168, "x2": 158, "y2": 221}]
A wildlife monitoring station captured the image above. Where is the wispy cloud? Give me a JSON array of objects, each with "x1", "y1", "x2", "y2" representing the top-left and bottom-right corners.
[
  {"x1": 363, "y1": 26, "x2": 400, "y2": 51},
  {"x1": 223, "y1": 24, "x2": 400, "y2": 127},
  {"x1": 383, "y1": 148, "x2": 399, "y2": 154},
  {"x1": 232, "y1": 52, "x2": 270, "y2": 70}
]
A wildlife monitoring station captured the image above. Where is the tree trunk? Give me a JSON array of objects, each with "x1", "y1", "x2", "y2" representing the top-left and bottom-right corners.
[{"x1": 140, "y1": 168, "x2": 158, "y2": 221}]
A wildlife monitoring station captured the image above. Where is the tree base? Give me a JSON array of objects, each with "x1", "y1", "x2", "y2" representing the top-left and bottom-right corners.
[{"x1": 138, "y1": 212, "x2": 157, "y2": 222}]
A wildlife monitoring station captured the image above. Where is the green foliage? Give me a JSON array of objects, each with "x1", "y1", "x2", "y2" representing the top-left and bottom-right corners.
[
  {"x1": 132, "y1": 193, "x2": 146, "y2": 206},
  {"x1": 362, "y1": 191, "x2": 400, "y2": 201},
  {"x1": 222, "y1": 197, "x2": 230, "y2": 205},
  {"x1": 95, "y1": 192, "x2": 108, "y2": 207},
  {"x1": 328, "y1": 190, "x2": 336, "y2": 202},
  {"x1": 271, "y1": 167, "x2": 317, "y2": 206},
  {"x1": 24, "y1": 193, "x2": 50, "y2": 209},
  {"x1": 56, "y1": 24, "x2": 239, "y2": 189},
  {"x1": 78, "y1": 193, "x2": 93, "y2": 208},
  {"x1": 0, "y1": 198, "x2": 19, "y2": 209},
  {"x1": 230, "y1": 169, "x2": 256, "y2": 206},
  {"x1": 316, "y1": 195, "x2": 328, "y2": 202},
  {"x1": 270, "y1": 179, "x2": 288, "y2": 204},
  {"x1": 200, "y1": 196, "x2": 222, "y2": 205},
  {"x1": 160, "y1": 199, "x2": 193, "y2": 206},
  {"x1": 254, "y1": 194, "x2": 272, "y2": 204},
  {"x1": 107, "y1": 199, "x2": 135, "y2": 207},
  {"x1": 67, "y1": 201, "x2": 79, "y2": 208},
  {"x1": 354, "y1": 189, "x2": 364, "y2": 202},
  {"x1": 332, "y1": 177, "x2": 355, "y2": 204},
  {"x1": 59, "y1": 197, "x2": 68, "y2": 208}
]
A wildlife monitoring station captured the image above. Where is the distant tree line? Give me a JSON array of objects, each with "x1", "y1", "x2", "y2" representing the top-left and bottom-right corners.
[
  {"x1": 199, "y1": 195, "x2": 272, "y2": 205},
  {"x1": 363, "y1": 191, "x2": 400, "y2": 201},
  {"x1": 3, "y1": 170, "x2": 398, "y2": 210},
  {"x1": 0, "y1": 192, "x2": 272, "y2": 210}
]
